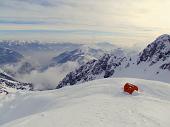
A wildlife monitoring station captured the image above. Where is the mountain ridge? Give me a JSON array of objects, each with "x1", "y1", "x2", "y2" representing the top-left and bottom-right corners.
[{"x1": 57, "y1": 34, "x2": 170, "y2": 89}]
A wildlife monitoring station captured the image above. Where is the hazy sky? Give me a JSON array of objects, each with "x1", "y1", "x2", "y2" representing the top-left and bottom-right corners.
[{"x1": 0, "y1": 0, "x2": 170, "y2": 46}]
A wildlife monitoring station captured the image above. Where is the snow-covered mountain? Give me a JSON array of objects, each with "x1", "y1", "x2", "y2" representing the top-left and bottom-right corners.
[
  {"x1": 0, "y1": 41, "x2": 117, "y2": 90},
  {"x1": 0, "y1": 40, "x2": 82, "y2": 68},
  {"x1": 0, "y1": 47, "x2": 23, "y2": 65},
  {"x1": 137, "y1": 34, "x2": 170, "y2": 66},
  {"x1": 30, "y1": 46, "x2": 106, "y2": 90},
  {"x1": 57, "y1": 34, "x2": 170, "y2": 88},
  {"x1": 0, "y1": 41, "x2": 82, "y2": 81},
  {"x1": 0, "y1": 78, "x2": 170, "y2": 127},
  {"x1": 48, "y1": 45, "x2": 105, "y2": 68},
  {"x1": 0, "y1": 40, "x2": 81, "y2": 53},
  {"x1": 0, "y1": 45, "x2": 36, "y2": 76},
  {"x1": 57, "y1": 48, "x2": 127, "y2": 88},
  {"x1": 0, "y1": 36, "x2": 170, "y2": 127},
  {"x1": 0, "y1": 69, "x2": 33, "y2": 94}
]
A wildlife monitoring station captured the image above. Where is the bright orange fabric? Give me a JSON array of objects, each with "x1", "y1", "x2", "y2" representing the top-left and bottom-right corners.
[{"x1": 124, "y1": 83, "x2": 138, "y2": 94}]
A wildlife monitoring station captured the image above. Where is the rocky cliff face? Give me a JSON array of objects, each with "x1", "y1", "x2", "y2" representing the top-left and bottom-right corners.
[{"x1": 56, "y1": 49, "x2": 128, "y2": 88}]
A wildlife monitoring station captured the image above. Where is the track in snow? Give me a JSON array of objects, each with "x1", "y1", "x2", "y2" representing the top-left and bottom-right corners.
[{"x1": 0, "y1": 78, "x2": 170, "y2": 127}]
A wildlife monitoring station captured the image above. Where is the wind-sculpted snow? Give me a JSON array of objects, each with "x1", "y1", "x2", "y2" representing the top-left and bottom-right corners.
[{"x1": 0, "y1": 78, "x2": 170, "y2": 127}]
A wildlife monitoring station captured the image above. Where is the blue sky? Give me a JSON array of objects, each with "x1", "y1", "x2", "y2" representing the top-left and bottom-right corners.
[{"x1": 0, "y1": 0, "x2": 170, "y2": 46}]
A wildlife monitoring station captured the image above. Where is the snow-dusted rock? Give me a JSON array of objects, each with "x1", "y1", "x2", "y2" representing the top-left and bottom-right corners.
[
  {"x1": 57, "y1": 48, "x2": 128, "y2": 88},
  {"x1": 0, "y1": 69, "x2": 33, "y2": 92}
]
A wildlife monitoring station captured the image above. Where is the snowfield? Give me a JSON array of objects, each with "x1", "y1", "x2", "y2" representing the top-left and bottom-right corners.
[{"x1": 0, "y1": 78, "x2": 170, "y2": 127}]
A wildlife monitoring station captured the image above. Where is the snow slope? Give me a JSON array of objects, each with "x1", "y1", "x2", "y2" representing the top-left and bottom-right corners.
[{"x1": 0, "y1": 78, "x2": 170, "y2": 127}]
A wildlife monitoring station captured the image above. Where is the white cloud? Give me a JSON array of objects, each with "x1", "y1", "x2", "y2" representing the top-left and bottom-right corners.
[
  {"x1": 17, "y1": 61, "x2": 79, "y2": 90},
  {"x1": 0, "y1": 0, "x2": 170, "y2": 46}
]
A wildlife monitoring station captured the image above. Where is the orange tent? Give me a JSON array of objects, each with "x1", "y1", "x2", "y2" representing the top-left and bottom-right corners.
[{"x1": 124, "y1": 83, "x2": 138, "y2": 94}]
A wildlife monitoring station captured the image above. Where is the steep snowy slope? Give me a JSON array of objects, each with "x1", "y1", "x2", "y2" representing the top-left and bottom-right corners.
[
  {"x1": 0, "y1": 78, "x2": 170, "y2": 127},
  {"x1": 137, "y1": 34, "x2": 170, "y2": 65},
  {"x1": 120, "y1": 34, "x2": 170, "y2": 82}
]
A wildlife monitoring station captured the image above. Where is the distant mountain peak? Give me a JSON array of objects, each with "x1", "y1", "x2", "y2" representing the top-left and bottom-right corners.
[
  {"x1": 48, "y1": 46, "x2": 105, "y2": 68},
  {"x1": 155, "y1": 34, "x2": 170, "y2": 41},
  {"x1": 56, "y1": 50, "x2": 128, "y2": 89},
  {"x1": 0, "y1": 47, "x2": 23, "y2": 65}
]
